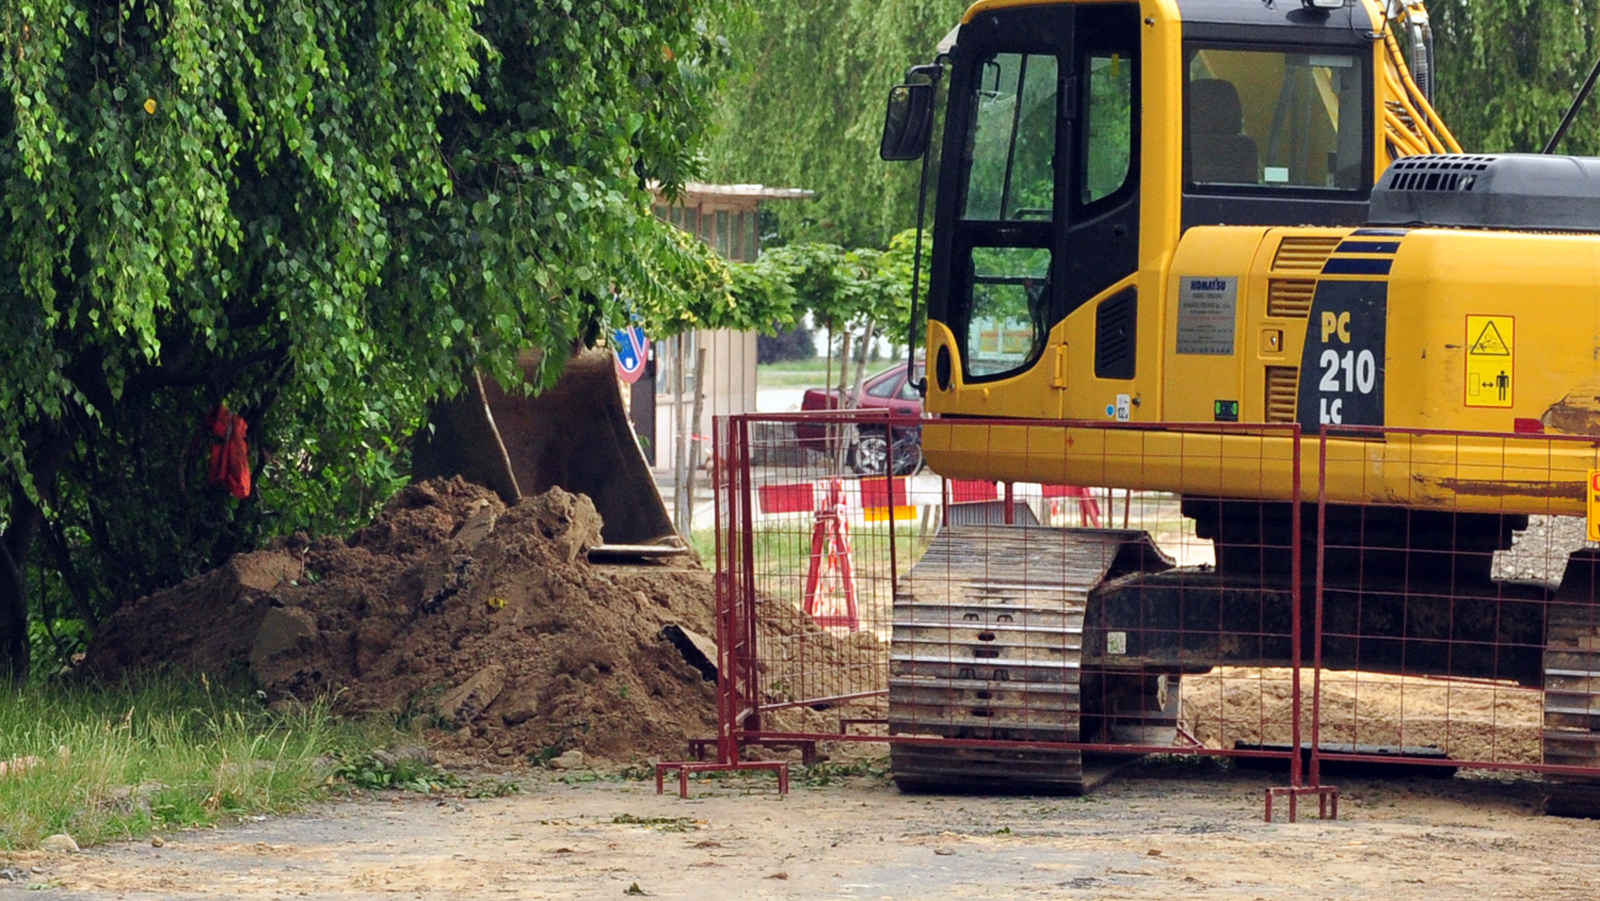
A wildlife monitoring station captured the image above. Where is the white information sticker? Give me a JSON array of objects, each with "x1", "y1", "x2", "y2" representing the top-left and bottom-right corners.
[{"x1": 1176, "y1": 276, "x2": 1238, "y2": 355}]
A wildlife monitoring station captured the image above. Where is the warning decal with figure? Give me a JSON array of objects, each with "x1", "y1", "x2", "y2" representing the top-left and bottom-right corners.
[
  {"x1": 1464, "y1": 314, "x2": 1514, "y2": 408},
  {"x1": 1588, "y1": 469, "x2": 1600, "y2": 542}
]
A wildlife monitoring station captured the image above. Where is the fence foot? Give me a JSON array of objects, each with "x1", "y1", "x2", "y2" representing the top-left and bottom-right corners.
[
  {"x1": 654, "y1": 760, "x2": 790, "y2": 799},
  {"x1": 1264, "y1": 785, "x2": 1339, "y2": 823},
  {"x1": 686, "y1": 737, "x2": 818, "y2": 765}
]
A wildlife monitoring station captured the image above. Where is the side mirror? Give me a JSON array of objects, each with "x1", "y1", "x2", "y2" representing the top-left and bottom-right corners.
[{"x1": 880, "y1": 82, "x2": 935, "y2": 161}]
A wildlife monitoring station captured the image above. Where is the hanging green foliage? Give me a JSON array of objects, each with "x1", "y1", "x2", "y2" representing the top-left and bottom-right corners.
[
  {"x1": 1430, "y1": 0, "x2": 1600, "y2": 155},
  {"x1": 704, "y1": 0, "x2": 964, "y2": 247},
  {"x1": 0, "y1": 0, "x2": 740, "y2": 683}
]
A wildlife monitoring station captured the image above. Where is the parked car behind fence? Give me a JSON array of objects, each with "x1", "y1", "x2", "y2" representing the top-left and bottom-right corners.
[{"x1": 795, "y1": 363, "x2": 924, "y2": 476}]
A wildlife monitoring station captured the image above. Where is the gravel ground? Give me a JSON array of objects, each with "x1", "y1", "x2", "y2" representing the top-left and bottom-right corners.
[
  {"x1": 1493, "y1": 515, "x2": 1595, "y2": 584},
  {"x1": 10, "y1": 762, "x2": 1600, "y2": 900}
]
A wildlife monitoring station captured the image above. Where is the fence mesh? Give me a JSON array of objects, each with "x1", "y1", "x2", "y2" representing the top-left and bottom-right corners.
[{"x1": 702, "y1": 412, "x2": 1600, "y2": 806}]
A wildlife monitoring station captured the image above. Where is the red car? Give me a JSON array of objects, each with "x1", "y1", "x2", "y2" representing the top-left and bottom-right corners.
[{"x1": 797, "y1": 363, "x2": 924, "y2": 475}]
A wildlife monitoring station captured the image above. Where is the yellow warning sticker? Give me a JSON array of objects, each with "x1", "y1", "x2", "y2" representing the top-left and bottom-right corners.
[
  {"x1": 1464, "y1": 315, "x2": 1514, "y2": 408},
  {"x1": 1589, "y1": 470, "x2": 1600, "y2": 541}
]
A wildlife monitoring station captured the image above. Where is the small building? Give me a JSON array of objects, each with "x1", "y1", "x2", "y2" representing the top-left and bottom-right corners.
[{"x1": 633, "y1": 183, "x2": 812, "y2": 473}]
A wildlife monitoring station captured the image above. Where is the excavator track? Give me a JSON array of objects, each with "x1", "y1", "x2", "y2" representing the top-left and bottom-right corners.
[
  {"x1": 1540, "y1": 549, "x2": 1600, "y2": 815},
  {"x1": 1542, "y1": 600, "x2": 1600, "y2": 814},
  {"x1": 889, "y1": 526, "x2": 1169, "y2": 793}
]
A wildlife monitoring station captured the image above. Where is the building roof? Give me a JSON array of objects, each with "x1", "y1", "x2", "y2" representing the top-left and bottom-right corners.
[{"x1": 651, "y1": 182, "x2": 815, "y2": 203}]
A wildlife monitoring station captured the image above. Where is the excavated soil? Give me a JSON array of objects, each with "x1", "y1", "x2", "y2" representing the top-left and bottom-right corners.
[
  {"x1": 1182, "y1": 667, "x2": 1542, "y2": 764},
  {"x1": 85, "y1": 479, "x2": 725, "y2": 765}
]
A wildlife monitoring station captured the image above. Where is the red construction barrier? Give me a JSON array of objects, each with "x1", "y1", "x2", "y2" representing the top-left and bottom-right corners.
[
  {"x1": 1042, "y1": 484, "x2": 1102, "y2": 527},
  {"x1": 696, "y1": 410, "x2": 1326, "y2": 817},
  {"x1": 803, "y1": 479, "x2": 858, "y2": 631},
  {"x1": 758, "y1": 482, "x2": 815, "y2": 515},
  {"x1": 948, "y1": 479, "x2": 998, "y2": 503}
]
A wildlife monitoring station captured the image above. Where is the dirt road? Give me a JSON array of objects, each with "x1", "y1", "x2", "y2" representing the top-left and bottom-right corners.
[{"x1": 14, "y1": 762, "x2": 1600, "y2": 900}]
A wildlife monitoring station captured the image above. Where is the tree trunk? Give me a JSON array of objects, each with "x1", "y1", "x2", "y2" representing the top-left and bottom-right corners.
[
  {"x1": 0, "y1": 425, "x2": 74, "y2": 686},
  {"x1": 0, "y1": 524, "x2": 35, "y2": 687}
]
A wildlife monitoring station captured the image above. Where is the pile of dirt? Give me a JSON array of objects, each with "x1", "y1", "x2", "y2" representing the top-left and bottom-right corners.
[
  {"x1": 1181, "y1": 667, "x2": 1542, "y2": 764},
  {"x1": 754, "y1": 595, "x2": 886, "y2": 708},
  {"x1": 85, "y1": 479, "x2": 720, "y2": 765}
]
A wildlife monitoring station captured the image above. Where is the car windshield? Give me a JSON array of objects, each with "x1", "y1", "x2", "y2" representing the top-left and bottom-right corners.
[{"x1": 864, "y1": 365, "x2": 924, "y2": 400}]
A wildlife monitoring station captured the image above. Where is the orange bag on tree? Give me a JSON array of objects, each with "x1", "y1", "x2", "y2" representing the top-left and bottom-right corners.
[{"x1": 205, "y1": 404, "x2": 252, "y2": 499}]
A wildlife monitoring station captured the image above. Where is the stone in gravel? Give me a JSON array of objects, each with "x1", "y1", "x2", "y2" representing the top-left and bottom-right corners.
[
  {"x1": 436, "y1": 664, "x2": 507, "y2": 726},
  {"x1": 101, "y1": 781, "x2": 167, "y2": 816},
  {"x1": 151, "y1": 836, "x2": 164, "y2": 848},
  {"x1": 548, "y1": 750, "x2": 585, "y2": 769},
  {"x1": 40, "y1": 834, "x2": 78, "y2": 853}
]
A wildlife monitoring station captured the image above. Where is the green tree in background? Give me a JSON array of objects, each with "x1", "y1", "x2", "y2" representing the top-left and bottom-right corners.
[
  {"x1": 729, "y1": 228, "x2": 928, "y2": 380},
  {"x1": 0, "y1": 0, "x2": 745, "y2": 684},
  {"x1": 706, "y1": 0, "x2": 964, "y2": 247},
  {"x1": 709, "y1": 0, "x2": 1600, "y2": 247},
  {"x1": 1430, "y1": 0, "x2": 1600, "y2": 155}
]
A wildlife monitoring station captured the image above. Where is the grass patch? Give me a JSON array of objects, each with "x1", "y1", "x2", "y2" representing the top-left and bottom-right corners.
[
  {"x1": 794, "y1": 758, "x2": 890, "y2": 788},
  {"x1": 0, "y1": 672, "x2": 406, "y2": 851},
  {"x1": 757, "y1": 357, "x2": 901, "y2": 389},
  {"x1": 611, "y1": 813, "x2": 697, "y2": 831},
  {"x1": 755, "y1": 358, "x2": 831, "y2": 389},
  {"x1": 331, "y1": 751, "x2": 459, "y2": 793}
]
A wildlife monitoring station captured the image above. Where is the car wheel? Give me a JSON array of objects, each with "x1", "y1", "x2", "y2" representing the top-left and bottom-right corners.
[
  {"x1": 889, "y1": 432, "x2": 924, "y2": 476},
  {"x1": 850, "y1": 430, "x2": 890, "y2": 476}
]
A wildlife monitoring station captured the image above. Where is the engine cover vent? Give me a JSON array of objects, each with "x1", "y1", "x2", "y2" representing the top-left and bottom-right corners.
[
  {"x1": 1371, "y1": 153, "x2": 1600, "y2": 232},
  {"x1": 1267, "y1": 279, "x2": 1315, "y2": 318},
  {"x1": 1383, "y1": 155, "x2": 1494, "y2": 193},
  {"x1": 1094, "y1": 288, "x2": 1138, "y2": 381},
  {"x1": 1272, "y1": 236, "x2": 1340, "y2": 271},
  {"x1": 1264, "y1": 367, "x2": 1299, "y2": 424}
]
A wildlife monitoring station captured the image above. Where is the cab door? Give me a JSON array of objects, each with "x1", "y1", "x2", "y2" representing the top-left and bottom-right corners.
[{"x1": 926, "y1": 3, "x2": 1141, "y2": 418}]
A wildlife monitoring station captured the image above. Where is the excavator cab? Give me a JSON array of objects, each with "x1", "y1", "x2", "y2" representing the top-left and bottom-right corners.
[{"x1": 881, "y1": 0, "x2": 1395, "y2": 420}]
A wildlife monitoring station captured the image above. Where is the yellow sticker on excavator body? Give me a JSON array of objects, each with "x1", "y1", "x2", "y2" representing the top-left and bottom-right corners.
[
  {"x1": 1589, "y1": 470, "x2": 1600, "y2": 542},
  {"x1": 1464, "y1": 315, "x2": 1514, "y2": 408}
]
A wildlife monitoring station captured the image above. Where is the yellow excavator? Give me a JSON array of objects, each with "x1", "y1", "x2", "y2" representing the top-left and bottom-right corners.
[{"x1": 880, "y1": 0, "x2": 1600, "y2": 801}]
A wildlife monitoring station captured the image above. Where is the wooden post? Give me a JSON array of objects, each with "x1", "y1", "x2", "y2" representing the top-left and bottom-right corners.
[
  {"x1": 674, "y1": 334, "x2": 691, "y2": 532},
  {"x1": 683, "y1": 346, "x2": 709, "y2": 535}
]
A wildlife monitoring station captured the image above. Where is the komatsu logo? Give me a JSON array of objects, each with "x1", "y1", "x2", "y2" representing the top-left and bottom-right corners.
[{"x1": 1188, "y1": 278, "x2": 1229, "y2": 292}]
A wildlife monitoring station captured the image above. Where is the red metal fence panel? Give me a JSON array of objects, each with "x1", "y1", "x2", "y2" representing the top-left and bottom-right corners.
[
  {"x1": 685, "y1": 411, "x2": 1600, "y2": 816},
  {"x1": 1311, "y1": 426, "x2": 1600, "y2": 798}
]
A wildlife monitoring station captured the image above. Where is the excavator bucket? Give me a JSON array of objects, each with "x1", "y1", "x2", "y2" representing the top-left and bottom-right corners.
[{"x1": 411, "y1": 349, "x2": 678, "y2": 546}]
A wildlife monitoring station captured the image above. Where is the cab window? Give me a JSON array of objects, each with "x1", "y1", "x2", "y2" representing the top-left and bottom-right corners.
[
  {"x1": 962, "y1": 52, "x2": 1059, "y2": 221},
  {"x1": 964, "y1": 246, "x2": 1052, "y2": 378},
  {"x1": 1082, "y1": 53, "x2": 1133, "y2": 205},
  {"x1": 1186, "y1": 47, "x2": 1365, "y2": 190}
]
